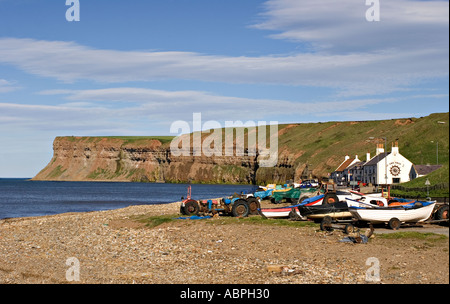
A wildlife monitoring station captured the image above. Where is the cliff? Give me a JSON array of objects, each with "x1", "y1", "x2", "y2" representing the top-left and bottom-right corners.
[
  {"x1": 33, "y1": 113, "x2": 449, "y2": 184},
  {"x1": 33, "y1": 136, "x2": 296, "y2": 184}
]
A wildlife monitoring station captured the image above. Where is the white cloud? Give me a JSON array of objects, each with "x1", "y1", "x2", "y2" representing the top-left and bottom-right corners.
[
  {"x1": 0, "y1": 79, "x2": 20, "y2": 93},
  {"x1": 253, "y1": 0, "x2": 449, "y2": 53},
  {"x1": 3, "y1": 86, "x2": 441, "y2": 137},
  {"x1": 38, "y1": 87, "x2": 401, "y2": 117},
  {"x1": 24, "y1": 86, "x2": 437, "y2": 133},
  {"x1": 0, "y1": 34, "x2": 447, "y2": 97}
]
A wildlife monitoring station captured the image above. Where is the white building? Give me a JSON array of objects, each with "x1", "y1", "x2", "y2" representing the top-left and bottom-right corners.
[
  {"x1": 330, "y1": 155, "x2": 360, "y2": 185},
  {"x1": 332, "y1": 142, "x2": 415, "y2": 186},
  {"x1": 362, "y1": 142, "x2": 413, "y2": 185}
]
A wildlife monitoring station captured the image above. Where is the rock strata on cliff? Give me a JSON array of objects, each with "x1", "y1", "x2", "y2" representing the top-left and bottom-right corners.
[{"x1": 33, "y1": 136, "x2": 295, "y2": 184}]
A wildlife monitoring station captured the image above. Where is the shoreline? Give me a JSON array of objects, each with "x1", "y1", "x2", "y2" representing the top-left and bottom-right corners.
[{"x1": 0, "y1": 200, "x2": 182, "y2": 222}]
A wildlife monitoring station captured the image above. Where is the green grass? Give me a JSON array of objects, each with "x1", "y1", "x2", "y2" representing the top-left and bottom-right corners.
[
  {"x1": 107, "y1": 136, "x2": 175, "y2": 145},
  {"x1": 47, "y1": 165, "x2": 67, "y2": 179},
  {"x1": 377, "y1": 231, "x2": 447, "y2": 241},
  {"x1": 133, "y1": 213, "x2": 318, "y2": 229},
  {"x1": 206, "y1": 215, "x2": 319, "y2": 228},
  {"x1": 135, "y1": 214, "x2": 177, "y2": 228},
  {"x1": 391, "y1": 163, "x2": 449, "y2": 198},
  {"x1": 60, "y1": 136, "x2": 175, "y2": 145},
  {"x1": 406, "y1": 164, "x2": 449, "y2": 188}
]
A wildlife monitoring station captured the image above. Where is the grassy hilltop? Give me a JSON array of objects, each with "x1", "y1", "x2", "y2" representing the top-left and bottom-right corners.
[
  {"x1": 273, "y1": 112, "x2": 449, "y2": 197},
  {"x1": 276, "y1": 112, "x2": 449, "y2": 171}
]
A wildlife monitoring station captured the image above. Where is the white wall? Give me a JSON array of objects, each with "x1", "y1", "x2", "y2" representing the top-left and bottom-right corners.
[{"x1": 376, "y1": 152, "x2": 413, "y2": 185}]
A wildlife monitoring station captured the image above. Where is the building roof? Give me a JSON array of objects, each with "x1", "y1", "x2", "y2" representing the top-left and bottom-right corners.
[
  {"x1": 347, "y1": 161, "x2": 365, "y2": 170},
  {"x1": 364, "y1": 152, "x2": 390, "y2": 166},
  {"x1": 335, "y1": 158, "x2": 356, "y2": 172},
  {"x1": 413, "y1": 165, "x2": 443, "y2": 176}
]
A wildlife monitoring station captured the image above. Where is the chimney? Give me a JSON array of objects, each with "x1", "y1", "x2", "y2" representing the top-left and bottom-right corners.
[
  {"x1": 376, "y1": 144, "x2": 384, "y2": 155},
  {"x1": 355, "y1": 155, "x2": 360, "y2": 161},
  {"x1": 366, "y1": 151, "x2": 371, "y2": 162},
  {"x1": 392, "y1": 141, "x2": 399, "y2": 155}
]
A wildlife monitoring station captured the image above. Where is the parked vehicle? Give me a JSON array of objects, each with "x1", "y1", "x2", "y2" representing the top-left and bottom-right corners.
[
  {"x1": 180, "y1": 186, "x2": 260, "y2": 218},
  {"x1": 252, "y1": 189, "x2": 274, "y2": 200},
  {"x1": 301, "y1": 180, "x2": 320, "y2": 187}
]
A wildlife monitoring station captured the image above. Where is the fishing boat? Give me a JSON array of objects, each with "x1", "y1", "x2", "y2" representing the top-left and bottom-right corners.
[
  {"x1": 298, "y1": 202, "x2": 352, "y2": 220},
  {"x1": 349, "y1": 201, "x2": 436, "y2": 229},
  {"x1": 294, "y1": 192, "x2": 386, "y2": 220},
  {"x1": 258, "y1": 195, "x2": 325, "y2": 218},
  {"x1": 259, "y1": 189, "x2": 354, "y2": 219},
  {"x1": 258, "y1": 205, "x2": 299, "y2": 218},
  {"x1": 346, "y1": 195, "x2": 421, "y2": 209}
]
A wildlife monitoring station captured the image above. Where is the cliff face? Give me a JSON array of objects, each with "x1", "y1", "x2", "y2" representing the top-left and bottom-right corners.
[
  {"x1": 33, "y1": 113, "x2": 449, "y2": 184},
  {"x1": 33, "y1": 136, "x2": 295, "y2": 184}
]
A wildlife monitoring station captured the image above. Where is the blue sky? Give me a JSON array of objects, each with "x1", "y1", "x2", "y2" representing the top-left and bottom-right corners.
[{"x1": 0, "y1": 0, "x2": 448, "y2": 177}]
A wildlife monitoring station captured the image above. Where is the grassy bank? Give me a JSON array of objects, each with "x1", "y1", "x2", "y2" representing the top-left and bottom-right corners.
[
  {"x1": 391, "y1": 164, "x2": 449, "y2": 198},
  {"x1": 135, "y1": 214, "x2": 318, "y2": 229}
]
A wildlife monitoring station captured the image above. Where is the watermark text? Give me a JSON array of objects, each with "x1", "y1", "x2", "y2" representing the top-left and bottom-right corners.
[
  {"x1": 366, "y1": 0, "x2": 380, "y2": 22},
  {"x1": 66, "y1": 0, "x2": 80, "y2": 22},
  {"x1": 170, "y1": 113, "x2": 278, "y2": 168}
]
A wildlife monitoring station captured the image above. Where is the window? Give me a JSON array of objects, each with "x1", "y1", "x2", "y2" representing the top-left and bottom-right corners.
[{"x1": 392, "y1": 178, "x2": 400, "y2": 184}]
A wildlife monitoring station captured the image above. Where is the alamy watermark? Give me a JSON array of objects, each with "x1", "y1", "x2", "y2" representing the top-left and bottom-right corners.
[
  {"x1": 365, "y1": 257, "x2": 381, "y2": 282},
  {"x1": 65, "y1": 1, "x2": 379, "y2": 23},
  {"x1": 170, "y1": 113, "x2": 279, "y2": 168},
  {"x1": 66, "y1": 257, "x2": 81, "y2": 282},
  {"x1": 66, "y1": 0, "x2": 80, "y2": 22},
  {"x1": 366, "y1": 0, "x2": 380, "y2": 22}
]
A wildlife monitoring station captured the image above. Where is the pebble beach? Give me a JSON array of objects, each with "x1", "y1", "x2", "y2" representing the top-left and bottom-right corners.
[{"x1": 0, "y1": 201, "x2": 448, "y2": 284}]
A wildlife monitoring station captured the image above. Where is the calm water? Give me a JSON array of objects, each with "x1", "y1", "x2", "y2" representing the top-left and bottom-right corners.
[{"x1": 0, "y1": 179, "x2": 257, "y2": 220}]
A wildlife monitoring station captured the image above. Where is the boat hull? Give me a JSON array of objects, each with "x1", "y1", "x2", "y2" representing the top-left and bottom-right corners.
[
  {"x1": 259, "y1": 207, "x2": 297, "y2": 218},
  {"x1": 349, "y1": 202, "x2": 436, "y2": 223},
  {"x1": 298, "y1": 202, "x2": 352, "y2": 219},
  {"x1": 259, "y1": 195, "x2": 324, "y2": 218},
  {"x1": 307, "y1": 211, "x2": 353, "y2": 219}
]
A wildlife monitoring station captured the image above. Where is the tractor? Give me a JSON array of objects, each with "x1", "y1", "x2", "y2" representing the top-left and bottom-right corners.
[{"x1": 180, "y1": 186, "x2": 260, "y2": 218}]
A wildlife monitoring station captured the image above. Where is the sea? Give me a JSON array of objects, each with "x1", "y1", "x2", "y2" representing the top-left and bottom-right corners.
[{"x1": 0, "y1": 179, "x2": 257, "y2": 220}]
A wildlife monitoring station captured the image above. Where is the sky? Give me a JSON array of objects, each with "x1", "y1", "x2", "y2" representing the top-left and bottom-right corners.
[{"x1": 0, "y1": 0, "x2": 448, "y2": 177}]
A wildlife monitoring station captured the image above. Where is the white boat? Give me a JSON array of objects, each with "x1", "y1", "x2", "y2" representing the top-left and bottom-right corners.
[
  {"x1": 345, "y1": 196, "x2": 390, "y2": 208},
  {"x1": 349, "y1": 201, "x2": 436, "y2": 227},
  {"x1": 348, "y1": 190, "x2": 383, "y2": 200},
  {"x1": 259, "y1": 206, "x2": 297, "y2": 218}
]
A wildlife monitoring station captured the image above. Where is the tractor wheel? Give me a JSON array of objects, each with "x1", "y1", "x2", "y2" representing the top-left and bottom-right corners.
[
  {"x1": 435, "y1": 205, "x2": 449, "y2": 221},
  {"x1": 323, "y1": 193, "x2": 339, "y2": 204},
  {"x1": 184, "y1": 200, "x2": 200, "y2": 216},
  {"x1": 232, "y1": 200, "x2": 250, "y2": 217},
  {"x1": 246, "y1": 197, "x2": 261, "y2": 215}
]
